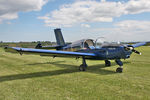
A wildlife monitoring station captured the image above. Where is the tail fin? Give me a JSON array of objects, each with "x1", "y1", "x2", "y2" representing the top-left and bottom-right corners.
[{"x1": 54, "y1": 28, "x2": 65, "y2": 46}]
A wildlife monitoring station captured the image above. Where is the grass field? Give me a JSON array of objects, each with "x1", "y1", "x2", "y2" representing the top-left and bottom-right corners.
[{"x1": 0, "y1": 47, "x2": 150, "y2": 100}]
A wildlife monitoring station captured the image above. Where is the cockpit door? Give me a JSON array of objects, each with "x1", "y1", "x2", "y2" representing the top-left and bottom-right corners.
[{"x1": 83, "y1": 39, "x2": 95, "y2": 49}]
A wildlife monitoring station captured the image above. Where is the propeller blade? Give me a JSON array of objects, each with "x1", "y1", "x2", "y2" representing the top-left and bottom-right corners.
[{"x1": 132, "y1": 49, "x2": 141, "y2": 55}]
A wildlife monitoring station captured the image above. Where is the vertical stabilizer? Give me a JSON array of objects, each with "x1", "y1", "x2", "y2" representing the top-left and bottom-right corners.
[{"x1": 54, "y1": 28, "x2": 65, "y2": 46}]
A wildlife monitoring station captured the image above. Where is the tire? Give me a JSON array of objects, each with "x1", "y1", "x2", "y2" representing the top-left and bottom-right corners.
[
  {"x1": 116, "y1": 67, "x2": 123, "y2": 73},
  {"x1": 79, "y1": 65, "x2": 86, "y2": 71},
  {"x1": 105, "y1": 60, "x2": 111, "y2": 67}
]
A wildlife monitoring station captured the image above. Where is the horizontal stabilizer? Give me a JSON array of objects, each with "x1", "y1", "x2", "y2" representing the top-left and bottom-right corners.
[{"x1": 36, "y1": 45, "x2": 62, "y2": 49}]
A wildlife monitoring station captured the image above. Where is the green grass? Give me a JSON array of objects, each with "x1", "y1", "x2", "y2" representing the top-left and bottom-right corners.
[{"x1": 0, "y1": 47, "x2": 150, "y2": 100}]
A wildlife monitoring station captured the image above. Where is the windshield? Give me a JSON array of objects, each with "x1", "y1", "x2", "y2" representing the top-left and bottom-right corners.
[
  {"x1": 95, "y1": 37, "x2": 121, "y2": 48},
  {"x1": 95, "y1": 37, "x2": 107, "y2": 48}
]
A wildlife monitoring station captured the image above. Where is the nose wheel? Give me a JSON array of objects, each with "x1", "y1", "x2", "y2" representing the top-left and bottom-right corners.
[{"x1": 116, "y1": 67, "x2": 123, "y2": 73}]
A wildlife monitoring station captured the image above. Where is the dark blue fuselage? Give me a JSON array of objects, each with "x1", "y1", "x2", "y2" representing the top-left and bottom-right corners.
[{"x1": 78, "y1": 46, "x2": 132, "y2": 60}]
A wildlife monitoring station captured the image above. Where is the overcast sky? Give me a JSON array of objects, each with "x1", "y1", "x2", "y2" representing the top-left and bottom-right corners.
[{"x1": 0, "y1": 0, "x2": 150, "y2": 42}]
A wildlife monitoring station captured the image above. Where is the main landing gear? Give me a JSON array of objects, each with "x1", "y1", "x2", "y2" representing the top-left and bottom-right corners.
[
  {"x1": 105, "y1": 60, "x2": 111, "y2": 66},
  {"x1": 115, "y1": 59, "x2": 123, "y2": 73},
  {"x1": 78, "y1": 58, "x2": 123, "y2": 73},
  {"x1": 79, "y1": 56, "x2": 87, "y2": 71}
]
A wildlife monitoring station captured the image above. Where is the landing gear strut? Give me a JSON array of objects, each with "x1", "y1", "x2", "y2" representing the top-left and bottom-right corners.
[
  {"x1": 115, "y1": 59, "x2": 123, "y2": 73},
  {"x1": 105, "y1": 60, "x2": 111, "y2": 66},
  {"x1": 79, "y1": 56, "x2": 87, "y2": 71}
]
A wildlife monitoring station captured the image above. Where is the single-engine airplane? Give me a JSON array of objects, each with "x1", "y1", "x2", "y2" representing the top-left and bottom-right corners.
[{"x1": 4, "y1": 28, "x2": 146, "y2": 73}]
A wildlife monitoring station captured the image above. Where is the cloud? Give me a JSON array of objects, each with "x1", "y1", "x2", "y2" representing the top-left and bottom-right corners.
[
  {"x1": 6, "y1": 22, "x2": 12, "y2": 25},
  {"x1": 39, "y1": 0, "x2": 124, "y2": 27},
  {"x1": 39, "y1": 0, "x2": 150, "y2": 27},
  {"x1": 115, "y1": 20, "x2": 150, "y2": 32},
  {"x1": 125, "y1": 0, "x2": 150, "y2": 14},
  {"x1": 0, "y1": 0, "x2": 48, "y2": 23},
  {"x1": 102, "y1": 20, "x2": 150, "y2": 42},
  {"x1": 77, "y1": 20, "x2": 150, "y2": 42},
  {"x1": 81, "y1": 24, "x2": 90, "y2": 28}
]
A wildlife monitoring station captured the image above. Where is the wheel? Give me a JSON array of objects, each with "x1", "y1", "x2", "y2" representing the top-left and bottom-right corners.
[
  {"x1": 105, "y1": 60, "x2": 111, "y2": 67},
  {"x1": 79, "y1": 64, "x2": 86, "y2": 71},
  {"x1": 105, "y1": 63, "x2": 111, "y2": 67},
  {"x1": 116, "y1": 67, "x2": 123, "y2": 73}
]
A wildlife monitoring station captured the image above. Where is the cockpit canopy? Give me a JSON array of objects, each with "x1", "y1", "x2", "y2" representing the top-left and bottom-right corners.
[
  {"x1": 63, "y1": 39, "x2": 95, "y2": 51},
  {"x1": 72, "y1": 39, "x2": 95, "y2": 49},
  {"x1": 63, "y1": 38, "x2": 122, "y2": 51}
]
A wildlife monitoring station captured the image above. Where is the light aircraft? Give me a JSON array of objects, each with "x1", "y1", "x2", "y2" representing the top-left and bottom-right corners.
[{"x1": 4, "y1": 28, "x2": 146, "y2": 73}]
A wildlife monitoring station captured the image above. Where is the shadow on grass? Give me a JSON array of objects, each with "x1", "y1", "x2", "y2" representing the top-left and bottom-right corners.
[
  {"x1": 0, "y1": 69, "x2": 79, "y2": 82},
  {"x1": 0, "y1": 61, "x2": 130, "y2": 82},
  {"x1": 27, "y1": 61, "x2": 66, "y2": 66}
]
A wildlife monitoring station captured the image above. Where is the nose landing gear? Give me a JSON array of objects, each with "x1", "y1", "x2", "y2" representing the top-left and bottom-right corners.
[{"x1": 115, "y1": 59, "x2": 123, "y2": 73}]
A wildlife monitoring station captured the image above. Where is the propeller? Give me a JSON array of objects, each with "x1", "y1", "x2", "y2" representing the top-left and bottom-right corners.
[{"x1": 124, "y1": 46, "x2": 141, "y2": 55}]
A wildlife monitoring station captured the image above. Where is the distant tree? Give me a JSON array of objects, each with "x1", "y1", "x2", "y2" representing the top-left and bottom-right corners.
[{"x1": 32, "y1": 41, "x2": 36, "y2": 43}]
